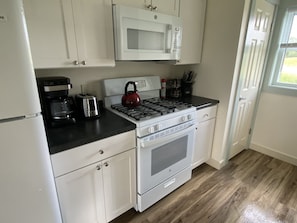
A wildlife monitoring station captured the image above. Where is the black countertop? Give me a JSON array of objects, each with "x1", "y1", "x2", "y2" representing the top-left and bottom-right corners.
[
  {"x1": 46, "y1": 96, "x2": 218, "y2": 155},
  {"x1": 46, "y1": 109, "x2": 136, "y2": 155},
  {"x1": 179, "y1": 95, "x2": 219, "y2": 109}
]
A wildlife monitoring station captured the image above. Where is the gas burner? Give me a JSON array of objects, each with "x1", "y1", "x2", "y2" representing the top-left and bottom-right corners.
[
  {"x1": 111, "y1": 104, "x2": 161, "y2": 121},
  {"x1": 111, "y1": 98, "x2": 193, "y2": 121},
  {"x1": 143, "y1": 98, "x2": 192, "y2": 111}
]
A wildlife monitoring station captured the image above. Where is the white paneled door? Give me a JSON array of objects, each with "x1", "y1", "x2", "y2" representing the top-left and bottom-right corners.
[{"x1": 229, "y1": 0, "x2": 275, "y2": 158}]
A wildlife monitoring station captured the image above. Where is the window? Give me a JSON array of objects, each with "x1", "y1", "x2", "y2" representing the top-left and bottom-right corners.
[{"x1": 270, "y1": 8, "x2": 297, "y2": 89}]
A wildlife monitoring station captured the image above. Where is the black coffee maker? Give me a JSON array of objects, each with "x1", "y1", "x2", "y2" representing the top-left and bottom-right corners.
[{"x1": 37, "y1": 76, "x2": 76, "y2": 127}]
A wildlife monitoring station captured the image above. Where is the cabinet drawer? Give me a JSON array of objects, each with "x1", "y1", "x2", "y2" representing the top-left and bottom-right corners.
[
  {"x1": 196, "y1": 105, "x2": 217, "y2": 122},
  {"x1": 51, "y1": 130, "x2": 136, "y2": 177}
]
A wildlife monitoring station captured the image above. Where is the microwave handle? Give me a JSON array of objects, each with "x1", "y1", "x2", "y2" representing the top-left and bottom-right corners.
[{"x1": 165, "y1": 24, "x2": 172, "y2": 53}]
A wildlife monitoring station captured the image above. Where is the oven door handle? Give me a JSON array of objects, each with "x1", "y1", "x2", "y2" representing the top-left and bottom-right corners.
[{"x1": 139, "y1": 124, "x2": 195, "y2": 149}]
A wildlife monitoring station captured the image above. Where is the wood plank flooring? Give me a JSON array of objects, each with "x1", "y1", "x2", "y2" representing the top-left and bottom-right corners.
[{"x1": 111, "y1": 149, "x2": 297, "y2": 223}]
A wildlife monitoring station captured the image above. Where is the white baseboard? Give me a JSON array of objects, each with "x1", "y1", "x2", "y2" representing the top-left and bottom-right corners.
[
  {"x1": 206, "y1": 158, "x2": 226, "y2": 170},
  {"x1": 250, "y1": 143, "x2": 297, "y2": 166}
]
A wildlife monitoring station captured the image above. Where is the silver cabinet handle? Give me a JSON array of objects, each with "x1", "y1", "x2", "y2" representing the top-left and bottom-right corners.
[
  {"x1": 81, "y1": 60, "x2": 86, "y2": 65},
  {"x1": 239, "y1": 97, "x2": 247, "y2": 101},
  {"x1": 104, "y1": 162, "x2": 109, "y2": 167},
  {"x1": 98, "y1": 150, "x2": 104, "y2": 155},
  {"x1": 73, "y1": 60, "x2": 79, "y2": 65},
  {"x1": 96, "y1": 164, "x2": 101, "y2": 170}
]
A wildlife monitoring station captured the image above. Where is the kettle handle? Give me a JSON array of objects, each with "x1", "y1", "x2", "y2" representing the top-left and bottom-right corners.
[{"x1": 125, "y1": 81, "x2": 137, "y2": 95}]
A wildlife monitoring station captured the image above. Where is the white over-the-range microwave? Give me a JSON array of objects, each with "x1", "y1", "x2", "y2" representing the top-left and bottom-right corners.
[{"x1": 112, "y1": 4, "x2": 182, "y2": 61}]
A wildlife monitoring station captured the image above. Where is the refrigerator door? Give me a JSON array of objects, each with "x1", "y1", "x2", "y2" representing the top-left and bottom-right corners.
[
  {"x1": 0, "y1": 116, "x2": 62, "y2": 223},
  {"x1": 0, "y1": 0, "x2": 41, "y2": 120}
]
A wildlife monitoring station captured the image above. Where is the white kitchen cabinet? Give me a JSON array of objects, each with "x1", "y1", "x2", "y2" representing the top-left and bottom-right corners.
[
  {"x1": 102, "y1": 150, "x2": 136, "y2": 222},
  {"x1": 55, "y1": 161, "x2": 106, "y2": 223},
  {"x1": 192, "y1": 105, "x2": 217, "y2": 169},
  {"x1": 177, "y1": 0, "x2": 206, "y2": 64},
  {"x1": 24, "y1": 0, "x2": 115, "y2": 68},
  {"x1": 112, "y1": 0, "x2": 180, "y2": 16},
  {"x1": 51, "y1": 130, "x2": 136, "y2": 223}
]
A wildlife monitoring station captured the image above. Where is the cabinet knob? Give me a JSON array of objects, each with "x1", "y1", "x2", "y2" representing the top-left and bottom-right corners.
[
  {"x1": 81, "y1": 60, "x2": 87, "y2": 65},
  {"x1": 98, "y1": 150, "x2": 104, "y2": 155},
  {"x1": 104, "y1": 162, "x2": 109, "y2": 167},
  {"x1": 203, "y1": 114, "x2": 209, "y2": 119},
  {"x1": 146, "y1": 4, "x2": 153, "y2": 9},
  {"x1": 96, "y1": 164, "x2": 101, "y2": 170},
  {"x1": 152, "y1": 6, "x2": 157, "y2": 10},
  {"x1": 73, "y1": 60, "x2": 79, "y2": 65}
]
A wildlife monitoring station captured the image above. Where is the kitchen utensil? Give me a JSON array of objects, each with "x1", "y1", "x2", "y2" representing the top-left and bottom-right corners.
[{"x1": 122, "y1": 81, "x2": 141, "y2": 108}]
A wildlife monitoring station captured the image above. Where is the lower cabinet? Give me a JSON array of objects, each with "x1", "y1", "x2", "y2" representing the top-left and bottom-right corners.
[
  {"x1": 55, "y1": 149, "x2": 136, "y2": 223},
  {"x1": 192, "y1": 105, "x2": 217, "y2": 169}
]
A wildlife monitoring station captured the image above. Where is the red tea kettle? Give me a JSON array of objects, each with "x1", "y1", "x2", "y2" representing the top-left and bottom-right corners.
[{"x1": 122, "y1": 81, "x2": 141, "y2": 108}]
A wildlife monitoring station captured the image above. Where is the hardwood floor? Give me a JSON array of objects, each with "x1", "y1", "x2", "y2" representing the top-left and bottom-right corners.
[{"x1": 111, "y1": 150, "x2": 297, "y2": 223}]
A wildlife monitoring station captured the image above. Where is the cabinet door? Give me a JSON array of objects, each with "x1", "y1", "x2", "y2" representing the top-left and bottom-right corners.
[
  {"x1": 177, "y1": 0, "x2": 206, "y2": 64},
  {"x1": 23, "y1": 0, "x2": 78, "y2": 68},
  {"x1": 152, "y1": 0, "x2": 180, "y2": 16},
  {"x1": 103, "y1": 149, "x2": 136, "y2": 222},
  {"x1": 72, "y1": 0, "x2": 115, "y2": 67},
  {"x1": 55, "y1": 162, "x2": 106, "y2": 223},
  {"x1": 192, "y1": 119, "x2": 216, "y2": 169}
]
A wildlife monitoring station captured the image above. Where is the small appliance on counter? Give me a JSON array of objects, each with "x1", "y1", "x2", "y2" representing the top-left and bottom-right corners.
[
  {"x1": 37, "y1": 76, "x2": 76, "y2": 127},
  {"x1": 75, "y1": 94, "x2": 100, "y2": 119}
]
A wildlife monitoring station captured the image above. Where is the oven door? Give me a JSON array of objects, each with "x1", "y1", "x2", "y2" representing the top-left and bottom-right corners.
[{"x1": 137, "y1": 124, "x2": 195, "y2": 194}]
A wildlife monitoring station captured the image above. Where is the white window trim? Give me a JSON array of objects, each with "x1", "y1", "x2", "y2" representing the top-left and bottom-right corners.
[
  {"x1": 262, "y1": 4, "x2": 297, "y2": 96},
  {"x1": 269, "y1": 7, "x2": 297, "y2": 89}
]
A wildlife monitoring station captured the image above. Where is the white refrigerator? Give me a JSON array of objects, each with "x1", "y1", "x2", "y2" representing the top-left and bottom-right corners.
[{"x1": 0, "y1": 1, "x2": 62, "y2": 222}]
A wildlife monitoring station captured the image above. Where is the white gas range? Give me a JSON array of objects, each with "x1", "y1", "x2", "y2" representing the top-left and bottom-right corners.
[{"x1": 103, "y1": 76, "x2": 196, "y2": 212}]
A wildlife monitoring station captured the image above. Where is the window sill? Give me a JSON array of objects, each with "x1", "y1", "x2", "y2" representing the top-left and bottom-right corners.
[{"x1": 263, "y1": 83, "x2": 297, "y2": 97}]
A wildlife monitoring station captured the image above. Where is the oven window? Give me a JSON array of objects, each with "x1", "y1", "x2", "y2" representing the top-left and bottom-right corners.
[{"x1": 151, "y1": 136, "x2": 188, "y2": 176}]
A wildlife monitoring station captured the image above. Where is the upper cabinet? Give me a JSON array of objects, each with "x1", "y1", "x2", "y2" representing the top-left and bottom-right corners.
[
  {"x1": 177, "y1": 0, "x2": 206, "y2": 64},
  {"x1": 24, "y1": 0, "x2": 115, "y2": 69},
  {"x1": 112, "y1": 0, "x2": 180, "y2": 16}
]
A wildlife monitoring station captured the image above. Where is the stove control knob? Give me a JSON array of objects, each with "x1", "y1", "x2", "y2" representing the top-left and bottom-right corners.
[
  {"x1": 181, "y1": 116, "x2": 187, "y2": 122},
  {"x1": 148, "y1": 126, "x2": 155, "y2": 134},
  {"x1": 155, "y1": 124, "x2": 161, "y2": 131},
  {"x1": 187, "y1": 114, "x2": 193, "y2": 120}
]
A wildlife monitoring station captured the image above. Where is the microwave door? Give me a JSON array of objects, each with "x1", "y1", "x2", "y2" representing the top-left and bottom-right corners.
[{"x1": 112, "y1": 4, "x2": 182, "y2": 61}]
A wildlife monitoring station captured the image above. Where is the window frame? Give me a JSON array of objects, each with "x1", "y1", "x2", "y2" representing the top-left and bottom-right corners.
[{"x1": 263, "y1": 5, "x2": 297, "y2": 96}]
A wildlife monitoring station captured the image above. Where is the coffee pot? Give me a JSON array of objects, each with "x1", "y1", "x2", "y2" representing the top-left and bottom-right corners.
[{"x1": 37, "y1": 76, "x2": 76, "y2": 127}]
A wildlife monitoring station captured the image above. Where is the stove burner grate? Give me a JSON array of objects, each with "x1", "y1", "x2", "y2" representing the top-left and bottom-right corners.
[{"x1": 111, "y1": 98, "x2": 193, "y2": 121}]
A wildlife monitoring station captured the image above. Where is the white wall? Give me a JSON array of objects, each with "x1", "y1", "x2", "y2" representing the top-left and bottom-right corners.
[
  {"x1": 185, "y1": 0, "x2": 247, "y2": 168},
  {"x1": 251, "y1": 93, "x2": 297, "y2": 165},
  {"x1": 35, "y1": 62, "x2": 178, "y2": 100}
]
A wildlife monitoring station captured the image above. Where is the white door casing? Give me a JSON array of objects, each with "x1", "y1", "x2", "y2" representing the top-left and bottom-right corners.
[{"x1": 229, "y1": 0, "x2": 275, "y2": 158}]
